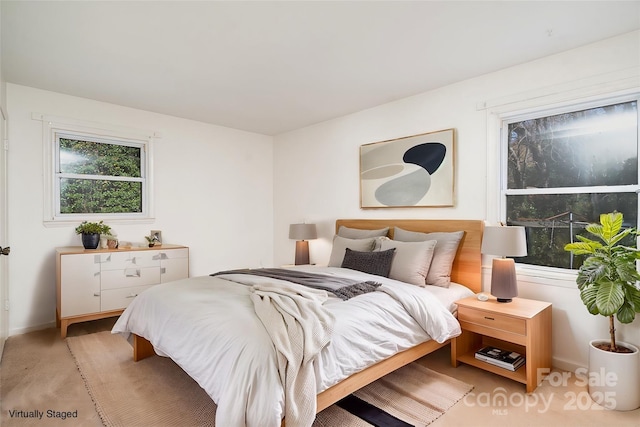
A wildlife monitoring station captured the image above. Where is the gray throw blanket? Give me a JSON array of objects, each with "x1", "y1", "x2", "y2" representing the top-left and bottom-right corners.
[{"x1": 211, "y1": 268, "x2": 381, "y2": 300}]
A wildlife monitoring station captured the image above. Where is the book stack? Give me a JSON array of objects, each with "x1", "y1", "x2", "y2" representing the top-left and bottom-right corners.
[{"x1": 475, "y1": 346, "x2": 525, "y2": 371}]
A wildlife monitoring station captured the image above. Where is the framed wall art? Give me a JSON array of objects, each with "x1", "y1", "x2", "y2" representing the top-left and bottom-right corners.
[{"x1": 360, "y1": 128, "x2": 454, "y2": 208}]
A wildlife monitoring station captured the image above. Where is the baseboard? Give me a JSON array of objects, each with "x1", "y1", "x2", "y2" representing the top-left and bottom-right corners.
[
  {"x1": 10, "y1": 320, "x2": 57, "y2": 337},
  {"x1": 552, "y1": 355, "x2": 585, "y2": 374}
]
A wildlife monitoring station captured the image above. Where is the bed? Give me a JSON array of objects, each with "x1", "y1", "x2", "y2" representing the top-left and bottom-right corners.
[{"x1": 112, "y1": 218, "x2": 483, "y2": 426}]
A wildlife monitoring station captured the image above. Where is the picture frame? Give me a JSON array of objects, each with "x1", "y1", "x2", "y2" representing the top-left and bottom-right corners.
[
  {"x1": 360, "y1": 128, "x2": 455, "y2": 208},
  {"x1": 150, "y1": 230, "x2": 162, "y2": 245}
]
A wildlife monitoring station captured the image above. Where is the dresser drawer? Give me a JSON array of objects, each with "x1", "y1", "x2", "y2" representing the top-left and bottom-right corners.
[
  {"x1": 99, "y1": 251, "x2": 161, "y2": 271},
  {"x1": 155, "y1": 248, "x2": 189, "y2": 260},
  {"x1": 458, "y1": 306, "x2": 526, "y2": 335},
  {"x1": 101, "y1": 285, "x2": 153, "y2": 311},
  {"x1": 101, "y1": 267, "x2": 161, "y2": 290}
]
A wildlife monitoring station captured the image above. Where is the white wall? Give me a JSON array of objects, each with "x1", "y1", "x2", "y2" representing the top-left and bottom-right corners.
[
  {"x1": 6, "y1": 84, "x2": 274, "y2": 335},
  {"x1": 273, "y1": 31, "x2": 640, "y2": 371}
]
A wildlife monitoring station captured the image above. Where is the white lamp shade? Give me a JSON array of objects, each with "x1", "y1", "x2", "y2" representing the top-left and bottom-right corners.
[
  {"x1": 289, "y1": 223, "x2": 317, "y2": 241},
  {"x1": 481, "y1": 226, "x2": 527, "y2": 257}
]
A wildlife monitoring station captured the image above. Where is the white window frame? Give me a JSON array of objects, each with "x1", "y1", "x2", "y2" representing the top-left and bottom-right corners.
[
  {"x1": 35, "y1": 114, "x2": 156, "y2": 225},
  {"x1": 482, "y1": 76, "x2": 640, "y2": 287}
]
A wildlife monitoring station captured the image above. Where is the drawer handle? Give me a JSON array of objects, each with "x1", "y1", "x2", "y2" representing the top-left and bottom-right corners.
[
  {"x1": 93, "y1": 292, "x2": 100, "y2": 297},
  {"x1": 125, "y1": 269, "x2": 141, "y2": 277},
  {"x1": 96, "y1": 255, "x2": 111, "y2": 263},
  {"x1": 484, "y1": 316, "x2": 495, "y2": 320},
  {"x1": 126, "y1": 293, "x2": 139, "y2": 298}
]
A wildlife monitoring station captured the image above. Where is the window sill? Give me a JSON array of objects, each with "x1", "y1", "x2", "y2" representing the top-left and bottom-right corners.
[
  {"x1": 44, "y1": 217, "x2": 156, "y2": 228},
  {"x1": 484, "y1": 263, "x2": 578, "y2": 289}
]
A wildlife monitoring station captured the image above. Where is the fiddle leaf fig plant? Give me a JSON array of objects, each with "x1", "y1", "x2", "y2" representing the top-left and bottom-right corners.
[{"x1": 564, "y1": 212, "x2": 640, "y2": 352}]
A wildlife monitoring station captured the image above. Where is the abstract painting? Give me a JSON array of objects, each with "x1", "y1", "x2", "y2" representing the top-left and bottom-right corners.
[{"x1": 360, "y1": 129, "x2": 454, "y2": 208}]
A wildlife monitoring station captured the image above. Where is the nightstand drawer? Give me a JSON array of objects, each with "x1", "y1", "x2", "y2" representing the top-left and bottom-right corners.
[{"x1": 458, "y1": 306, "x2": 526, "y2": 335}]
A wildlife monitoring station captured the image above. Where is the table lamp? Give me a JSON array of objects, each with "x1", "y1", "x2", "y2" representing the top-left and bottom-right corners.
[
  {"x1": 481, "y1": 225, "x2": 527, "y2": 302},
  {"x1": 289, "y1": 223, "x2": 317, "y2": 265}
]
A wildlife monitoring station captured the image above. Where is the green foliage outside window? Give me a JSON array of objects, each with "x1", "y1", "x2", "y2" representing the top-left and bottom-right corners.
[
  {"x1": 505, "y1": 100, "x2": 638, "y2": 270},
  {"x1": 58, "y1": 138, "x2": 143, "y2": 214}
]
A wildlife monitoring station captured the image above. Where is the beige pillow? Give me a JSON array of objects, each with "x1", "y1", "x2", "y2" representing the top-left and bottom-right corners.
[
  {"x1": 394, "y1": 228, "x2": 464, "y2": 288},
  {"x1": 328, "y1": 235, "x2": 377, "y2": 267},
  {"x1": 337, "y1": 226, "x2": 389, "y2": 239},
  {"x1": 379, "y1": 238, "x2": 437, "y2": 286}
]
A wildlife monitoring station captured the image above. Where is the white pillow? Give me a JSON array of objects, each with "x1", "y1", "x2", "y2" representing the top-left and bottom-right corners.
[
  {"x1": 328, "y1": 235, "x2": 377, "y2": 267},
  {"x1": 379, "y1": 238, "x2": 437, "y2": 286},
  {"x1": 394, "y1": 228, "x2": 464, "y2": 288}
]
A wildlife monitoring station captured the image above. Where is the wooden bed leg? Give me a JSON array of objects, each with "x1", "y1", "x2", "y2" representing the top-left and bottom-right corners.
[{"x1": 133, "y1": 334, "x2": 156, "y2": 362}]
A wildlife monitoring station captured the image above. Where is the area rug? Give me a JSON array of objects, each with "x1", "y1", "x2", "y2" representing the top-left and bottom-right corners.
[{"x1": 67, "y1": 331, "x2": 473, "y2": 427}]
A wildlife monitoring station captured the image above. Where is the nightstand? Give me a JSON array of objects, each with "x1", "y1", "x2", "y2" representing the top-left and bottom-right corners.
[{"x1": 451, "y1": 296, "x2": 552, "y2": 393}]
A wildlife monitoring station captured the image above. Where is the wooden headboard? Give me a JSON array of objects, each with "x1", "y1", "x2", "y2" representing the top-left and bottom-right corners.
[{"x1": 335, "y1": 219, "x2": 483, "y2": 293}]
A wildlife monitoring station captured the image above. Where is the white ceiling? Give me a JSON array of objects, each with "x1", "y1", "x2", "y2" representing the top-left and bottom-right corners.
[{"x1": 2, "y1": 1, "x2": 640, "y2": 135}]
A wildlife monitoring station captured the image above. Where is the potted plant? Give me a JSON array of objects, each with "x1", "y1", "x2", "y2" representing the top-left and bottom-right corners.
[
  {"x1": 75, "y1": 221, "x2": 112, "y2": 249},
  {"x1": 564, "y1": 211, "x2": 640, "y2": 410},
  {"x1": 145, "y1": 234, "x2": 158, "y2": 247}
]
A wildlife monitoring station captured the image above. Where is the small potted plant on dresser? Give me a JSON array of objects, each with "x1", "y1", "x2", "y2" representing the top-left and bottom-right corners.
[
  {"x1": 75, "y1": 221, "x2": 112, "y2": 250},
  {"x1": 564, "y1": 212, "x2": 640, "y2": 410}
]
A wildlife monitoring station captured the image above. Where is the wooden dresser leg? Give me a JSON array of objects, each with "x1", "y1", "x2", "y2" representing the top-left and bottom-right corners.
[{"x1": 60, "y1": 319, "x2": 69, "y2": 339}]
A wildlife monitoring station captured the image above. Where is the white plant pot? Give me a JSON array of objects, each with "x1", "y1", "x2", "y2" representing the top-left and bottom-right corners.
[{"x1": 588, "y1": 339, "x2": 640, "y2": 411}]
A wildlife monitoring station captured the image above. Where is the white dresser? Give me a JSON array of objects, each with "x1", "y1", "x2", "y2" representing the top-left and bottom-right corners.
[{"x1": 56, "y1": 244, "x2": 189, "y2": 338}]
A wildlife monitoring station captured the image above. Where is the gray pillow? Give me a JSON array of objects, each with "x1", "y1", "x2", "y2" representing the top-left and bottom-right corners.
[
  {"x1": 394, "y1": 227, "x2": 464, "y2": 287},
  {"x1": 328, "y1": 235, "x2": 377, "y2": 267},
  {"x1": 341, "y1": 248, "x2": 396, "y2": 277},
  {"x1": 379, "y1": 238, "x2": 437, "y2": 286},
  {"x1": 337, "y1": 226, "x2": 389, "y2": 239}
]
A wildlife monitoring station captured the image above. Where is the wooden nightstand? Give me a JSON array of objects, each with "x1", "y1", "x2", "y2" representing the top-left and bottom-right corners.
[{"x1": 451, "y1": 296, "x2": 552, "y2": 393}]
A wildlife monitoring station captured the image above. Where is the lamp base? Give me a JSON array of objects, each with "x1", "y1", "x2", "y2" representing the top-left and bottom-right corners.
[
  {"x1": 490, "y1": 258, "x2": 518, "y2": 303},
  {"x1": 294, "y1": 240, "x2": 310, "y2": 265}
]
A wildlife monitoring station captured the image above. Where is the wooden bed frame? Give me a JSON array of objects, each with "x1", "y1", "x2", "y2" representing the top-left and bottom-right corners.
[{"x1": 132, "y1": 218, "x2": 484, "y2": 417}]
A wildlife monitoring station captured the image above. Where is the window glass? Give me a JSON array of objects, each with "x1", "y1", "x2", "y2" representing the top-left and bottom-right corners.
[
  {"x1": 60, "y1": 179, "x2": 142, "y2": 214},
  {"x1": 506, "y1": 193, "x2": 637, "y2": 269},
  {"x1": 55, "y1": 134, "x2": 146, "y2": 217},
  {"x1": 503, "y1": 98, "x2": 639, "y2": 270},
  {"x1": 508, "y1": 101, "x2": 638, "y2": 189},
  {"x1": 59, "y1": 138, "x2": 141, "y2": 177}
]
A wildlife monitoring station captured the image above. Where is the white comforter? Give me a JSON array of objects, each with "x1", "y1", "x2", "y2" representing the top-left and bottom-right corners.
[{"x1": 112, "y1": 266, "x2": 467, "y2": 427}]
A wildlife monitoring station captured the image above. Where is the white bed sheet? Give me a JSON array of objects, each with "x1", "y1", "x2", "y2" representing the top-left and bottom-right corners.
[{"x1": 112, "y1": 266, "x2": 472, "y2": 427}]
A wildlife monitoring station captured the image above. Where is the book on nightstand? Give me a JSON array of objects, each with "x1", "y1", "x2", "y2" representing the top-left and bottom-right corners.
[{"x1": 474, "y1": 346, "x2": 525, "y2": 371}]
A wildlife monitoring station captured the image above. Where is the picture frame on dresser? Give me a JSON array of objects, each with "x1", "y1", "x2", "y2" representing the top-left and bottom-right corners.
[{"x1": 55, "y1": 244, "x2": 189, "y2": 338}]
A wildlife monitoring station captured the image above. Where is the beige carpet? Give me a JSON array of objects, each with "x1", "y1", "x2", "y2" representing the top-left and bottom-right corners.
[{"x1": 67, "y1": 332, "x2": 472, "y2": 426}]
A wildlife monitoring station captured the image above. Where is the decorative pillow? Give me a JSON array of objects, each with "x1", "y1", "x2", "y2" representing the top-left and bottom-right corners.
[
  {"x1": 379, "y1": 238, "x2": 437, "y2": 286},
  {"x1": 394, "y1": 227, "x2": 464, "y2": 287},
  {"x1": 337, "y1": 226, "x2": 389, "y2": 239},
  {"x1": 328, "y1": 235, "x2": 377, "y2": 267},
  {"x1": 341, "y1": 248, "x2": 396, "y2": 277}
]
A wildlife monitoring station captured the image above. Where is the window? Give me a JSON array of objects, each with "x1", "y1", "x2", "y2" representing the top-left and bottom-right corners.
[
  {"x1": 502, "y1": 96, "x2": 639, "y2": 269},
  {"x1": 39, "y1": 114, "x2": 155, "y2": 223},
  {"x1": 56, "y1": 134, "x2": 145, "y2": 215}
]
